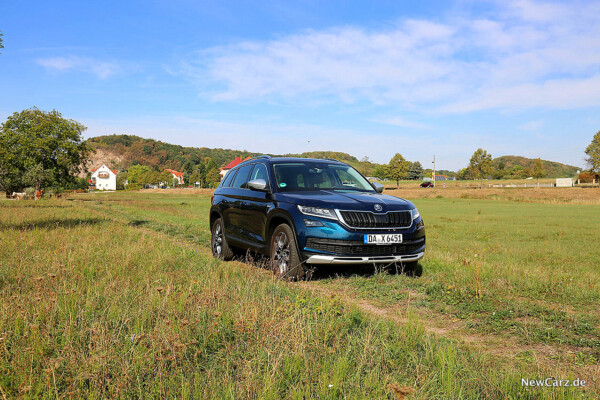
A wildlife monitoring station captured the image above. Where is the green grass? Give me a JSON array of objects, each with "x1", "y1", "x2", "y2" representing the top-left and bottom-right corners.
[
  {"x1": 318, "y1": 198, "x2": 600, "y2": 369},
  {"x1": 0, "y1": 192, "x2": 598, "y2": 398}
]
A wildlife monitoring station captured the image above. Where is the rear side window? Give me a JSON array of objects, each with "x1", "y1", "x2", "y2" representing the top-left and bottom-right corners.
[
  {"x1": 221, "y1": 169, "x2": 237, "y2": 187},
  {"x1": 231, "y1": 164, "x2": 253, "y2": 188},
  {"x1": 250, "y1": 163, "x2": 269, "y2": 183}
]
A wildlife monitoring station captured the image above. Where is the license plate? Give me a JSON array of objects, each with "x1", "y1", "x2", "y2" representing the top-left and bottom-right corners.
[{"x1": 364, "y1": 234, "x2": 403, "y2": 245}]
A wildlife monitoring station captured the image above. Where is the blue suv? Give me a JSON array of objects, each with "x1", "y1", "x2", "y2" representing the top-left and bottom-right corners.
[{"x1": 210, "y1": 156, "x2": 425, "y2": 280}]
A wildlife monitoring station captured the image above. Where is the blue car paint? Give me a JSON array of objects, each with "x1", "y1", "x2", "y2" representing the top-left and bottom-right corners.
[{"x1": 209, "y1": 157, "x2": 425, "y2": 263}]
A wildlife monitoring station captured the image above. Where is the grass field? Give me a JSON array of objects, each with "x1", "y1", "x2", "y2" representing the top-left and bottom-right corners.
[{"x1": 1, "y1": 188, "x2": 599, "y2": 399}]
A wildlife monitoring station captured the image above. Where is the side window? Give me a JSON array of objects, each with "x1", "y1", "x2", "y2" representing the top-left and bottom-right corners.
[
  {"x1": 250, "y1": 163, "x2": 269, "y2": 183},
  {"x1": 221, "y1": 169, "x2": 237, "y2": 187},
  {"x1": 231, "y1": 164, "x2": 253, "y2": 189}
]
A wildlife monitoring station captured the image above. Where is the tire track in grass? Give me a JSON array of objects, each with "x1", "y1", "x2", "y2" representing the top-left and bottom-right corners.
[{"x1": 301, "y1": 282, "x2": 600, "y2": 390}]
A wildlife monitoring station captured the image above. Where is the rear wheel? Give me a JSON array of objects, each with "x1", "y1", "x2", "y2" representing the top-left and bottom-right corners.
[
  {"x1": 270, "y1": 224, "x2": 305, "y2": 281},
  {"x1": 211, "y1": 218, "x2": 234, "y2": 260}
]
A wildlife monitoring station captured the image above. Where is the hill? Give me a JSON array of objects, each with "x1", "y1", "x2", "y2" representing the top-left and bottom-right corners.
[
  {"x1": 86, "y1": 135, "x2": 580, "y2": 180},
  {"x1": 86, "y1": 134, "x2": 365, "y2": 172},
  {"x1": 494, "y1": 155, "x2": 580, "y2": 178},
  {"x1": 87, "y1": 135, "x2": 262, "y2": 172}
]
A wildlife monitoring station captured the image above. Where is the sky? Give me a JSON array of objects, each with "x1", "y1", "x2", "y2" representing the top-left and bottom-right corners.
[{"x1": 1, "y1": 0, "x2": 599, "y2": 171}]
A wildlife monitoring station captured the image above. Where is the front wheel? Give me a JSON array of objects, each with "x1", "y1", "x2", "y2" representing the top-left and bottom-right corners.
[
  {"x1": 211, "y1": 218, "x2": 234, "y2": 260},
  {"x1": 270, "y1": 224, "x2": 305, "y2": 281}
]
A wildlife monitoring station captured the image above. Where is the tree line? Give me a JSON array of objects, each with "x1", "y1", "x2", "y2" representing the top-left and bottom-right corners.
[
  {"x1": 2, "y1": 108, "x2": 600, "y2": 196},
  {"x1": 119, "y1": 162, "x2": 222, "y2": 190}
]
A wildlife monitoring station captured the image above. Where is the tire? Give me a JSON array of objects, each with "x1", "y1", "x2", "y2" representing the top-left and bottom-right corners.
[
  {"x1": 211, "y1": 218, "x2": 234, "y2": 261},
  {"x1": 270, "y1": 224, "x2": 305, "y2": 281}
]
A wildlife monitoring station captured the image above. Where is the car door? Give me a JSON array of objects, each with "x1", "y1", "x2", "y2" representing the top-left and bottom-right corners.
[
  {"x1": 218, "y1": 168, "x2": 238, "y2": 238},
  {"x1": 238, "y1": 163, "x2": 272, "y2": 249},
  {"x1": 224, "y1": 164, "x2": 253, "y2": 243}
]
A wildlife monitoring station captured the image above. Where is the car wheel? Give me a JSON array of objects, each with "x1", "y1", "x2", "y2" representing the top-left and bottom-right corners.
[
  {"x1": 211, "y1": 218, "x2": 234, "y2": 261},
  {"x1": 270, "y1": 224, "x2": 305, "y2": 281}
]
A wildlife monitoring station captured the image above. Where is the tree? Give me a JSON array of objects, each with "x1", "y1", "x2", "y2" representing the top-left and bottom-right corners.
[
  {"x1": 585, "y1": 130, "x2": 600, "y2": 187},
  {"x1": 372, "y1": 164, "x2": 388, "y2": 181},
  {"x1": 117, "y1": 172, "x2": 128, "y2": 190},
  {"x1": 158, "y1": 171, "x2": 172, "y2": 187},
  {"x1": 468, "y1": 148, "x2": 493, "y2": 189},
  {"x1": 188, "y1": 171, "x2": 201, "y2": 187},
  {"x1": 532, "y1": 158, "x2": 546, "y2": 186},
  {"x1": 205, "y1": 167, "x2": 221, "y2": 188},
  {"x1": 23, "y1": 163, "x2": 54, "y2": 193},
  {"x1": 0, "y1": 31, "x2": 4, "y2": 53},
  {"x1": 458, "y1": 168, "x2": 470, "y2": 180},
  {"x1": 387, "y1": 153, "x2": 410, "y2": 188},
  {"x1": 196, "y1": 162, "x2": 207, "y2": 187},
  {"x1": 0, "y1": 108, "x2": 92, "y2": 197},
  {"x1": 407, "y1": 161, "x2": 424, "y2": 180},
  {"x1": 126, "y1": 164, "x2": 151, "y2": 184}
]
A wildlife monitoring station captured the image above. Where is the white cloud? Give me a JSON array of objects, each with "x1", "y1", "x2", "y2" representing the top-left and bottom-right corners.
[
  {"x1": 178, "y1": 0, "x2": 600, "y2": 113},
  {"x1": 37, "y1": 56, "x2": 121, "y2": 79}
]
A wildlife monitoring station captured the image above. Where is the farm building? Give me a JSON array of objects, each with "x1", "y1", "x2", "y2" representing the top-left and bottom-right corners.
[
  {"x1": 434, "y1": 175, "x2": 455, "y2": 181},
  {"x1": 555, "y1": 178, "x2": 574, "y2": 187},
  {"x1": 90, "y1": 164, "x2": 118, "y2": 190},
  {"x1": 220, "y1": 156, "x2": 252, "y2": 179},
  {"x1": 165, "y1": 169, "x2": 184, "y2": 185}
]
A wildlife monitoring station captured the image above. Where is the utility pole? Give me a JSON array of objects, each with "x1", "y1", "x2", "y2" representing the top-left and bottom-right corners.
[{"x1": 432, "y1": 155, "x2": 436, "y2": 188}]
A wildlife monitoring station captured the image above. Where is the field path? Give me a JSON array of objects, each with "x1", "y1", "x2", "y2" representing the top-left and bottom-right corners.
[{"x1": 301, "y1": 281, "x2": 600, "y2": 385}]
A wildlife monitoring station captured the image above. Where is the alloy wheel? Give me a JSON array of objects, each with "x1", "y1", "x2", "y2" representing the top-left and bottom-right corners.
[
  {"x1": 212, "y1": 222, "x2": 223, "y2": 256},
  {"x1": 272, "y1": 231, "x2": 291, "y2": 275}
]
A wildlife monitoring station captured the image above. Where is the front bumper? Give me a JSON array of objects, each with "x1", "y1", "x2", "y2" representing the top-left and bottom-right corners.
[{"x1": 306, "y1": 251, "x2": 424, "y2": 265}]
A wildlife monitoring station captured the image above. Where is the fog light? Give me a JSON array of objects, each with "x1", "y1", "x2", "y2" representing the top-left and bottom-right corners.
[{"x1": 303, "y1": 219, "x2": 324, "y2": 227}]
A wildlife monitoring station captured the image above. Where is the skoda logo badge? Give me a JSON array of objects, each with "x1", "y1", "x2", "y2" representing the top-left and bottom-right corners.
[{"x1": 374, "y1": 204, "x2": 383, "y2": 212}]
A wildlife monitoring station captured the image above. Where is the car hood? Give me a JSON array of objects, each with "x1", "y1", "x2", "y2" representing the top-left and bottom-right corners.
[{"x1": 275, "y1": 190, "x2": 415, "y2": 212}]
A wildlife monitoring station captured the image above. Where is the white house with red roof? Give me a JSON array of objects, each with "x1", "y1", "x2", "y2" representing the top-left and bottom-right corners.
[
  {"x1": 220, "y1": 156, "x2": 252, "y2": 179},
  {"x1": 90, "y1": 164, "x2": 118, "y2": 190},
  {"x1": 165, "y1": 169, "x2": 184, "y2": 185}
]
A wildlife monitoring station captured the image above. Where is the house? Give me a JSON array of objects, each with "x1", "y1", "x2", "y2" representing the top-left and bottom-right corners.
[
  {"x1": 165, "y1": 169, "x2": 184, "y2": 185},
  {"x1": 90, "y1": 164, "x2": 118, "y2": 190},
  {"x1": 220, "y1": 156, "x2": 252, "y2": 179}
]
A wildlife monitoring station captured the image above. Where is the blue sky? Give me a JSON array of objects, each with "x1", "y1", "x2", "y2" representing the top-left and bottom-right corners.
[{"x1": 1, "y1": 0, "x2": 599, "y2": 170}]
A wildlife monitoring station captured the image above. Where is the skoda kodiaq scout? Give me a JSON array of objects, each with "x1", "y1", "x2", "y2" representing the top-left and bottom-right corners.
[{"x1": 210, "y1": 156, "x2": 425, "y2": 280}]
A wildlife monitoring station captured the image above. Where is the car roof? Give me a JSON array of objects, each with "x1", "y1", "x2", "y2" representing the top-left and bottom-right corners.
[{"x1": 238, "y1": 157, "x2": 347, "y2": 167}]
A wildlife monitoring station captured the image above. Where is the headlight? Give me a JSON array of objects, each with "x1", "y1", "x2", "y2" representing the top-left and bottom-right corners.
[
  {"x1": 411, "y1": 208, "x2": 420, "y2": 220},
  {"x1": 297, "y1": 205, "x2": 338, "y2": 220}
]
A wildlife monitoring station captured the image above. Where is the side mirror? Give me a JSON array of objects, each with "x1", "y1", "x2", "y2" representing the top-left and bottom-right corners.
[
  {"x1": 248, "y1": 179, "x2": 268, "y2": 191},
  {"x1": 372, "y1": 182, "x2": 384, "y2": 193}
]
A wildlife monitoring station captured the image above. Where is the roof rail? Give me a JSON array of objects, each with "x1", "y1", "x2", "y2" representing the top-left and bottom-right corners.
[{"x1": 246, "y1": 155, "x2": 272, "y2": 161}]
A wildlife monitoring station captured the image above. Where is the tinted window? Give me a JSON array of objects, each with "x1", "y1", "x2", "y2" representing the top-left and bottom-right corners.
[
  {"x1": 221, "y1": 169, "x2": 237, "y2": 187},
  {"x1": 231, "y1": 164, "x2": 253, "y2": 188},
  {"x1": 273, "y1": 162, "x2": 374, "y2": 192},
  {"x1": 250, "y1": 163, "x2": 269, "y2": 183}
]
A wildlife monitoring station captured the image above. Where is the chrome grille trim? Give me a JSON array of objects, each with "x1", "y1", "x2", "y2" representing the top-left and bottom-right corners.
[{"x1": 335, "y1": 209, "x2": 412, "y2": 230}]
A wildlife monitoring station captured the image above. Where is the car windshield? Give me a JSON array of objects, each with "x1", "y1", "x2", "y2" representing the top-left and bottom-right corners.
[{"x1": 272, "y1": 162, "x2": 375, "y2": 192}]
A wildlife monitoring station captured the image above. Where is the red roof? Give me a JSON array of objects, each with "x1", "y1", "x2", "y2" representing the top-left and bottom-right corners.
[
  {"x1": 165, "y1": 169, "x2": 184, "y2": 178},
  {"x1": 220, "y1": 156, "x2": 252, "y2": 171},
  {"x1": 91, "y1": 167, "x2": 118, "y2": 174}
]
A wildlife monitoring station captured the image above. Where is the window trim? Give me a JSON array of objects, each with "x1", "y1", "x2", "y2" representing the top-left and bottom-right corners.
[{"x1": 231, "y1": 163, "x2": 254, "y2": 189}]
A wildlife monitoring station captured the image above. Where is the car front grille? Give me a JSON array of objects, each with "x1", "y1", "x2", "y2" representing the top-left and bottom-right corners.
[
  {"x1": 305, "y1": 237, "x2": 425, "y2": 256},
  {"x1": 339, "y1": 210, "x2": 412, "y2": 228}
]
